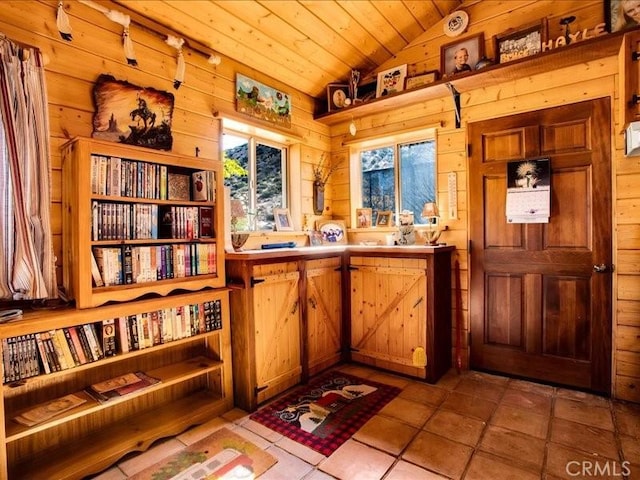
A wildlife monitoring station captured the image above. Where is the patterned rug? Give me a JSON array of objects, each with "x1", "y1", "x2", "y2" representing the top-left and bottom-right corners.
[
  {"x1": 250, "y1": 371, "x2": 401, "y2": 456},
  {"x1": 128, "y1": 427, "x2": 277, "y2": 479}
]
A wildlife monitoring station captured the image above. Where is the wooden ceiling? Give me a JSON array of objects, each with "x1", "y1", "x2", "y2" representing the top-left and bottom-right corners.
[{"x1": 116, "y1": 0, "x2": 463, "y2": 99}]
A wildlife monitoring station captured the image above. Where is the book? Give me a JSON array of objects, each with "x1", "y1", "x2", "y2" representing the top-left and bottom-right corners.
[
  {"x1": 199, "y1": 206, "x2": 214, "y2": 238},
  {"x1": 167, "y1": 173, "x2": 190, "y2": 200},
  {"x1": 90, "y1": 250, "x2": 104, "y2": 287},
  {"x1": 14, "y1": 393, "x2": 87, "y2": 427},
  {"x1": 85, "y1": 371, "x2": 161, "y2": 404},
  {"x1": 66, "y1": 327, "x2": 89, "y2": 365},
  {"x1": 101, "y1": 319, "x2": 117, "y2": 357},
  {"x1": 192, "y1": 171, "x2": 209, "y2": 201}
]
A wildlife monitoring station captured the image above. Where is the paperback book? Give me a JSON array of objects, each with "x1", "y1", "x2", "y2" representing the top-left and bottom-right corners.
[
  {"x1": 85, "y1": 371, "x2": 161, "y2": 404},
  {"x1": 14, "y1": 393, "x2": 87, "y2": 427}
]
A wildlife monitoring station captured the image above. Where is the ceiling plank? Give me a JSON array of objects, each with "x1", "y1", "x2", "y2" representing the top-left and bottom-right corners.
[
  {"x1": 371, "y1": 1, "x2": 425, "y2": 44},
  {"x1": 338, "y1": 1, "x2": 404, "y2": 55},
  {"x1": 300, "y1": 0, "x2": 390, "y2": 66},
  {"x1": 259, "y1": 0, "x2": 379, "y2": 75},
  {"x1": 214, "y1": 0, "x2": 350, "y2": 82}
]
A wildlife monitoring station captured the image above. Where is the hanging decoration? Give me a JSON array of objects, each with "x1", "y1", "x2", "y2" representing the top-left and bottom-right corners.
[
  {"x1": 105, "y1": 10, "x2": 138, "y2": 66},
  {"x1": 166, "y1": 35, "x2": 185, "y2": 89},
  {"x1": 78, "y1": 1, "x2": 138, "y2": 66},
  {"x1": 56, "y1": 1, "x2": 73, "y2": 41}
]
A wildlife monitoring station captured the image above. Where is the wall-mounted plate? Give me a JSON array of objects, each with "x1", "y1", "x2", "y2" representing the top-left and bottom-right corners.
[{"x1": 444, "y1": 10, "x2": 469, "y2": 37}]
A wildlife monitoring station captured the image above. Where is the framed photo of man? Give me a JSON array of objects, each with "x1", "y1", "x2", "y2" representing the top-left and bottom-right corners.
[{"x1": 441, "y1": 33, "x2": 484, "y2": 78}]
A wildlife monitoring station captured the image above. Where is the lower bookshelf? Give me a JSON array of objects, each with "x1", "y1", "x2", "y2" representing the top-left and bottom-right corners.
[{"x1": 0, "y1": 289, "x2": 233, "y2": 480}]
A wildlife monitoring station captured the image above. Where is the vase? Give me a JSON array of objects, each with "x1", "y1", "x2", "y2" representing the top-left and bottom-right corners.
[{"x1": 313, "y1": 181, "x2": 325, "y2": 215}]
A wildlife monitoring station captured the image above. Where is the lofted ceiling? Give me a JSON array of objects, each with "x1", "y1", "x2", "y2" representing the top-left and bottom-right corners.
[{"x1": 116, "y1": 0, "x2": 463, "y2": 100}]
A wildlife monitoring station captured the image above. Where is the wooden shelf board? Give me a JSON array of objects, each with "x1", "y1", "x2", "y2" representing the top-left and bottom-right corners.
[
  {"x1": 314, "y1": 32, "x2": 625, "y2": 126},
  {"x1": 0, "y1": 289, "x2": 229, "y2": 338},
  {"x1": 5, "y1": 355, "x2": 222, "y2": 441},
  {"x1": 9, "y1": 389, "x2": 228, "y2": 480},
  {"x1": 86, "y1": 275, "x2": 223, "y2": 307}
]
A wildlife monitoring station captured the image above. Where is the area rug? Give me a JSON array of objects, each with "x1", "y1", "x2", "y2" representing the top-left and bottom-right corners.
[
  {"x1": 128, "y1": 427, "x2": 277, "y2": 480},
  {"x1": 250, "y1": 371, "x2": 401, "y2": 456}
]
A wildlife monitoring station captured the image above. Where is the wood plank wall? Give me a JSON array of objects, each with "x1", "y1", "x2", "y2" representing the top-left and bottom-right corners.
[
  {"x1": 0, "y1": 0, "x2": 331, "y2": 287},
  {"x1": 329, "y1": 0, "x2": 640, "y2": 402},
  {"x1": 1, "y1": 1, "x2": 638, "y2": 402}
]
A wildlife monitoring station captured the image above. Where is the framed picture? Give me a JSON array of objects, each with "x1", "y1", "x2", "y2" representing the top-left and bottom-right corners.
[
  {"x1": 494, "y1": 20, "x2": 548, "y2": 64},
  {"x1": 316, "y1": 220, "x2": 347, "y2": 244},
  {"x1": 308, "y1": 231, "x2": 323, "y2": 246},
  {"x1": 405, "y1": 71, "x2": 439, "y2": 90},
  {"x1": 236, "y1": 73, "x2": 291, "y2": 128},
  {"x1": 607, "y1": 0, "x2": 640, "y2": 32},
  {"x1": 273, "y1": 208, "x2": 293, "y2": 231},
  {"x1": 440, "y1": 33, "x2": 484, "y2": 78},
  {"x1": 327, "y1": 84, "x2": 350, "y2": 112},
  {"x1": 355, "y1": 208, "x2": 373, "y2": 228},
  {"x1": 92, "y1": 74, "x2": 175, "y2": 151},
  {"x1": 376, "y1": 64, "x2": 408, "y2": 98},
  {"x1": 376, "y1": 210, "x2": 393, "y2": 227}
]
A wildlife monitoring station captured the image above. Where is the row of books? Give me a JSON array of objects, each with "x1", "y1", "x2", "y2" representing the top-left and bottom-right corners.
[
  {"x1": 90, "y1": 154, "x2": 215, "y2": 202},
  {"x1": 91, "y1": 202, "x2": 214, "y2": 242},
  {"x1": 2, "y1": 322, "x2": 109, "y2": 382},
  {"x1": 13, "y1": 371, "x2": 161, "y2": 426},
  {"x1": 115, "y1": 299, "x2": 223, "y2": 353},
  {"x1": 1, "y1": 299, "x2": 223, "y2": 384},
  {"x1": 92, "y1": 243, "x2": 217, "y2": 287}
]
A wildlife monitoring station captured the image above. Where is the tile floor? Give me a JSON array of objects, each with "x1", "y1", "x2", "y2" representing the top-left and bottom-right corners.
[{"x1": 93, "y1": 364, "x2": 640, "y2": 480}]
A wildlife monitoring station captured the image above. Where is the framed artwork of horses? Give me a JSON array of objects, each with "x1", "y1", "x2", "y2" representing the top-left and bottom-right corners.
[{"x1": 92, "y1": 74, "x2": 175, "y2": 151}]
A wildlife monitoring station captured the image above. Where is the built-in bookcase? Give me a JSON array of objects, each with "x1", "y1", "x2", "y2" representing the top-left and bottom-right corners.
[
  {"x1": 0, "y1": 289, "x2": 233, "y2": 480},
  {"x1": 61, "y1": 137, "x2": 225, "y2": 309}
]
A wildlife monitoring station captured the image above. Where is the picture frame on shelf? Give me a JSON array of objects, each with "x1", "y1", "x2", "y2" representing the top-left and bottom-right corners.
[
  {"x1": 274, "y1": 208, "x2": 294, "y2": 231},
  {"x1": 327, "y1": 83, "x2": 351, "y2": 112},
  {"x1": 405, "y1": 70, "x2": 439, "y2": 90},
  {"x1": 316, "y1": 220, "x2": 348, "y2": 244},
  {"x1": 494, "y1": 20, "x2": 548, "y2": 64},
  {"x1": 355, "y1": 208, "x2": 373, "y2": 228},
  {"x1": 441, "y1": 33, "x2": 484, "y2": 78},
  {"x1": 376, "y1": 210, "x2": 393, "y2": 227},
  {"x1": 376, "y1": 64, "x2": 408, "y2": 98},
  {"x1": 308, "y1": 231, "x2": 323, "y2": 246},
  {"x1": 606, "y1": 0, "x2": 640, "y2": 32}
]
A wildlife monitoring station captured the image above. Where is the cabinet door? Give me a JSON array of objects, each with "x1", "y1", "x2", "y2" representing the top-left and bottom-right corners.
[
  {"x1": 350, "y1": 257, "x2": 427, "y2": 377},
  {"x1": 305, "y1": 257, "x2": 342, "y2": 376},
  {"x1": 252, "y1": 264, "x2": 301, "y2": 404}
]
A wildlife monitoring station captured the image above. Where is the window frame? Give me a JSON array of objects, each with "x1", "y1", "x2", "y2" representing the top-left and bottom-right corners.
[
  {"x1": 349, "y1": 128, "x2": 437, "y2": 227},
  {"x1": 223, "y1": 129, "x2": 289, "y2": 231}
]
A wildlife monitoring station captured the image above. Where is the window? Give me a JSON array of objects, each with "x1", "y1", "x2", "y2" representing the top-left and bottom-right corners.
[
  {"x1": 355, "y1": 134, "x2": 436, "y2": 225},
  {"x1": 223, "y1": 131, "x2": 288, "y2": 231}
]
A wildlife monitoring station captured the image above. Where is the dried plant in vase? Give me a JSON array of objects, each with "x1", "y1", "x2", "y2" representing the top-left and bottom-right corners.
[{"x1": 312, "y1": 153, "x2": 341, "y2": 215}]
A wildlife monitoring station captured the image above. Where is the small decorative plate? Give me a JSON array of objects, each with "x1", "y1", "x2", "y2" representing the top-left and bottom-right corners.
[
  {"x1": 317, "y1": 220, "x2": 347, "y2": 244},
  {"x1": 443, "y1": 10, "x2": 469, "y2": 37}
]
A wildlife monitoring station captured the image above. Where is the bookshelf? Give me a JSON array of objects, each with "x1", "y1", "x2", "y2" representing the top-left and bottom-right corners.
[
  {"x1": 62, "y1": 137, "x2": 225, "y2": 309},
  {"x1": 0, "y1": 289, "x2": 233, "y2": 480}
]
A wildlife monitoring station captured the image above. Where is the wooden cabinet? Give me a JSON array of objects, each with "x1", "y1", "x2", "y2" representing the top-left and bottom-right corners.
[
  {"x1": 0, "y1": 289, "x2": 233, "y2": 480},
  {"x1": 304, "y1": 257, "x2": 342, "y2": 377},
  {"x1": 348, "y1": 248, "x2": 453, "y2": 383},
  {"x1": 61, "y1": 137, "x2": 226, "y2": 309},
  {"x1": 226, "y1": 253, "x2": 344, "y2": 411}
]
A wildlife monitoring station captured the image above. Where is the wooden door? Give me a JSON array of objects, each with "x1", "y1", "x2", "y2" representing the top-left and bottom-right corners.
[
  {"x1": 350, "y1": 256, "x2": 428, "y2": 377},
  {"x1": 468, "y1": 98, "x2": 612, "y2": 393},
  {"x1": 252, "y1": 263, "x2": 301, "y2": 403},
  {"x1": 305, "y1": 257, "x2": 342, "y2": 376}
]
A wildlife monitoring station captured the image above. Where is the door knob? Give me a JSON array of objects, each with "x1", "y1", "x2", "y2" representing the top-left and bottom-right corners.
[{"x1": 593, "y1": 264, "x2": 608, "y2": 273}]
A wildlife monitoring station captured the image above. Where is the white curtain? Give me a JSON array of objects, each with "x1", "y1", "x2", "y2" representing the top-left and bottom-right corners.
[{"x1": 0, "y1": 35, "x2": 57, "y2": 300}]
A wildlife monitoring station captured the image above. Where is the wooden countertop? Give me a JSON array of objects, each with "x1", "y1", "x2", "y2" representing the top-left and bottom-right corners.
[{"x1": 224, "y1": 244, "x2": 455, "y2": 261}]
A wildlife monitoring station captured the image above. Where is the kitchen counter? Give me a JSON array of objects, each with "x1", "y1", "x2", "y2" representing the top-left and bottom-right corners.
[{"x1": 225, "y1": 244, "x2": 455, "y2": 260}]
